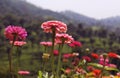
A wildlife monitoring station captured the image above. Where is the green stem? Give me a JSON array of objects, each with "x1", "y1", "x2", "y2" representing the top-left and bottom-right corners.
[
  {"x1": 51, "y1": 27, "x2": 56, "y2": 76},
  {"x1": 42, "y1": 46, "x2": 47, "y2": 72},
  {"x1": 16, "y1": 47, "x2": 21, "y2": 78},
  {"x1": 9, "y1": 36, "x2": 16, "y2": 78},
  {"x1": 56, "y1": 40, "x2": 65, "y2": 78}
]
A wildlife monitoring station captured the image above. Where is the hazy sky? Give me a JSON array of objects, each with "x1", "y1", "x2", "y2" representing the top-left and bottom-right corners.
[{"x1": 26, "y1": 0, "x2": 120, "y2": 19}]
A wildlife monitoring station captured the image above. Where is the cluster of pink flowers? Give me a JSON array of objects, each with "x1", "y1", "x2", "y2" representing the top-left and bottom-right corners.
[
  {"x1": 99, "y1": 55, "x2": 117, "y2": 68},
  {"x1": 41, "y1": 20, "x2": 67, "y2": 33},
  {"x1": 55, "y1": 33, "x2": 74, "y2": 44},
  {"x1": 4, "y1": 25, "x2": 27, "y2": 41},
  {"x1": 10, "y1": 41, "x2": 26, "y2": 46}
]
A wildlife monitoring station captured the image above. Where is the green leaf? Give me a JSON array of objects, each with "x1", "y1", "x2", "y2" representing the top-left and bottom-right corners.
[
  {"x1": 104, "y1": 66, "x2": 119, "y2": 71},
  {"x1": 88, "y1": 63, "x2": 103, "y2": 68},
  {"x1": 38, "y1": 71, "x2": 42, "y2": 78}
]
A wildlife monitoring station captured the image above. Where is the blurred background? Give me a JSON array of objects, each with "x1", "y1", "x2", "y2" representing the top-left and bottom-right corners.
[{"x1": 0, "y1": 0, "x2": 120, "y2": 78}]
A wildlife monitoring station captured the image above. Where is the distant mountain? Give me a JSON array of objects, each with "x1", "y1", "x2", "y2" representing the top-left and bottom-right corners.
[
  {"x1": 100, "y1": 16, "x2": 120, "y2": 27},
  {"x1": 61, "y1": 11, "x2": 98, "y2": 26},
  {"x1": 0, "y1": 0, "x2": 71, "y2": 23},
  {"x1": 0, "y1": 0, "x2": 120, "y2": 28}
]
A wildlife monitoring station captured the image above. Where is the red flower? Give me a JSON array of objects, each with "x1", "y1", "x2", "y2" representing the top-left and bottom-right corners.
[
  {"x1": 4, "y1": 25, "x2": 27, "y2": 41},
  {"x1": 108, "y1": 52, "x2": 118, "y2": 58},
  {"x1": 68, "y1": 41, "x2": 82, "y2": 48},
  {"x1": 18, "y1": 70, "x2": 30, "y2": 75},
  {"x1": 53, "y1": 50, "x2": 59, "y2": 56},
  {"x1": 92, "y1": 69, "x2": 101, "y2": 76},
  {"x1": 82, "y1": 56, "x2": 91, "y2": 62},
  {"x1": 91, "y1": 53, "x2": 99, "y2": 59},
  {"x1": 41, "y1": 20, "x2": 67, "y2": 33}
]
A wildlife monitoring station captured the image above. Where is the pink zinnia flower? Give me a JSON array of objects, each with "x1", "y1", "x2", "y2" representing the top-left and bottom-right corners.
[
  {"x1": 4, "y1": 25, "x2": 27, "y2": 41},
  {"x1": 64, "y1": 68, "x2": 71, "y2": 74},
  {"x1": 69, "y1": 41, "x2": 82, "y2": 47},
  {"x1": 117, "y1": 72, "x2": 120, "y2": 77},
  {"x1": 55, "y1": 33, "x2": 74, "y2": 44},
  {"x1": 108, "y1": 64, "x2": 117, "y2": 68},
  {"x1": 99, "y1": 55, "x2": 109, "y2": 66},
  {"x1": 18, "y1": 70, "x2": 30, "y2": 75},
  {"x1": 40, "y1": 41, "x2": 54, "y2": 46},
  {"x1": 41, "y1": 20, "x2": 67, "y2": 33},
  {"x1": 10, "y1": 41, "x2": 26, "y2": 46},
  {"x1": 63, "y1": 53, "x2": 73, "y2": 59}
]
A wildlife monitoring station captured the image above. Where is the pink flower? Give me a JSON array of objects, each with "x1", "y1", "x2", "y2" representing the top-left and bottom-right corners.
[
  {"x1": 4, "y1": 25, "x2": 27, "y2": 41},
  {"x1": 40, "y1": 41, "x2": 53, "y2": 46},
  {"x1": 10, "y1": 41, "x2": 26, "y2": 46},
  {"x1": 117, "y1": 72, "x2": 120, "y2": 77},
  {"x1": 63, "y1": 53, "x2": 73, "y2": 59},
  {"x1": 64, "y1": 68, "x2": 71, "y2": 74},
  {"x1": 53, "y1": 50, "x2": 59, "y2": 56},
  {"x1": 41, "y1": 20, "x2": 67, "y2": 33},
  {"x1": 99, "y1": 55, "x2": 109, "y2": 66},
  {"x1": 18, "y1": 70, "x2": 30, "y2": 75},
  {"x1": 82, "y1": 56, "x2": 91, "y2": 62},
  {"x1": 69, "y1": 41, "x2": 82, "y2": 47},
  {"x1": 108, "y1": 64, "x2": 117, "y2": 68},
  {"x1": 55, "y1": 34, "x2": 74, "y2": 44}
]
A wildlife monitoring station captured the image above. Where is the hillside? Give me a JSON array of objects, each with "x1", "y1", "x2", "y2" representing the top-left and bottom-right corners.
[{"x1": 0, "y1": 0, "x2": 120, "y2": 28}]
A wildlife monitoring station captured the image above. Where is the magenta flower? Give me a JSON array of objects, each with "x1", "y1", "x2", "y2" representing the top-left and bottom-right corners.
[
  {"x1": 55, "y1": 33, "x2": 74, "y2": 44},
  {"x1": 53, "y1": 50, "x2": 59, "y2": 56},
  {"x1": 99, "y1": 55, "x2": 109, "y2": 66},
  {"x1": 41, "y1": 20, "x2": 67, "y2": 33},
  {"x1": 68, "y1": 41, "x2": 82, "y2": 47},
  {"x1": 18, "y1": 70, "x2": 30, "y2": 75},
  {"x1": 10, "y1": 41, "x2": 26, "y2": 46},
  {"x1": 4, "y1": 25, "x2": 27, "y2": 41}
]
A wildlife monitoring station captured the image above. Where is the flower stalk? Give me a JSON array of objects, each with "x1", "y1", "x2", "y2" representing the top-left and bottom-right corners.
[
  {"x1": 56, "y1": 39, "x2": 65, "y2": 78},
  {"x1": 51, "y1": 27, "x2": 56, "y2": 76}
]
